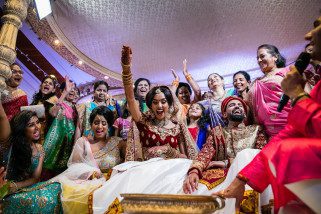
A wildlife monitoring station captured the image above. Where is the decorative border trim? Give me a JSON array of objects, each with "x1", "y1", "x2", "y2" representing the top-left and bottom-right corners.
[{"x1": 26, "y1": 9, "x2": 122, "y2": 88}]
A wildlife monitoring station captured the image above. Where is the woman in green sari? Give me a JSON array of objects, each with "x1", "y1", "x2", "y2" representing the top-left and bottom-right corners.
[{"x1": 43, "y1": 77, "x2": 79, "y2": 177}]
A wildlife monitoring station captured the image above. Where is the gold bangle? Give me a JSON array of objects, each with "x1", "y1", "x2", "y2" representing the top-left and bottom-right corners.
[
  {"x1": 172, "y1": 80, "x2": 179, "y2": 87},
  {"x1": 122, "y1": 79, "x2": 133, "y2": 85},
  {"x1": 236, "y1": 174, "x2": 248, "y2": 183},
  {"x1": 185, "y1": 74, "x2": 192, "y2": 81},
  {"x1": 121, "y1": 62, "x2": 131, "y2": 68},
  {"x1": 121, "y1": 73, "x2": 133, "y2": 79}
]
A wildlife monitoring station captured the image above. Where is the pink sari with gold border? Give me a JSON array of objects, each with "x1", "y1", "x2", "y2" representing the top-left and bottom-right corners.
[{"x1": 249, "y1": 67, "x2": 291, "y2": 138}]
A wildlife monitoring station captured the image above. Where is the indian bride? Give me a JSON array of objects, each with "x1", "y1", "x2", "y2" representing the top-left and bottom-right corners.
[
  {"x1": 91, "y1": 46, "x2": 198, "y2": 213},
  {"x1": 121, "y1": 46, "x2": 197, "y2": 161}
]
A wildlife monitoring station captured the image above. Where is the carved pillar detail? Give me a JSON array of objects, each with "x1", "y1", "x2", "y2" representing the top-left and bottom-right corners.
[{"x1": 0, "y1": 0, "x2": 30, "y2": 92}]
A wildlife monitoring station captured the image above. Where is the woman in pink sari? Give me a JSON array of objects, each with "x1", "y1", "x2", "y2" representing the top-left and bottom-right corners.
[{"x1": 248, "y1": 44, "x2": 291, "y2": 138}]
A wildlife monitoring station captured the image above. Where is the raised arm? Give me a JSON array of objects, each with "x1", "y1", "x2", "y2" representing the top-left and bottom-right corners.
[
  {"x1": 121, "y1": 46, "x2": 142, "y2": 122},
  {"x1": 50, "y1": 76, "x2": 74, "y2": 117},
  {"x1": 183, "y1": 59, "x2": 202, "y2": 102},
  {"x1": 169, "y1": 70, "x2": 186, "y2": 123}
]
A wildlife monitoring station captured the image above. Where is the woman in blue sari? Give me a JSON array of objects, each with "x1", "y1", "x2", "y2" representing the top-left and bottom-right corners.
[{"x1": 1, "y1": 110, "x2": 61, "y2": 213}]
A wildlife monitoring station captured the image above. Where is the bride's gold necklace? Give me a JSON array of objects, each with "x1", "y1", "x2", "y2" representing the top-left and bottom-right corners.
[{"x1": 152, "y1": 118, "x2": 169, "y2": 127}]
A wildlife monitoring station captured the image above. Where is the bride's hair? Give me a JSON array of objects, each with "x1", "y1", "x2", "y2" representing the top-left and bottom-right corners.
[{"x1": 145, "y1": 86, "x2": 173, "y2": 109}]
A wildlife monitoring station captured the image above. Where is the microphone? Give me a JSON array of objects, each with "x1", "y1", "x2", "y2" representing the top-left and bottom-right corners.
[{"x1": 277, "y1": 52, "x2": 311, "y2": 112}]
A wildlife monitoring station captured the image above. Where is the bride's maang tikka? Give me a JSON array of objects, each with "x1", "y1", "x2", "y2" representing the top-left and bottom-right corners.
[{"x1": 155, "y1": 88, "x2": 162, "y2": 94}]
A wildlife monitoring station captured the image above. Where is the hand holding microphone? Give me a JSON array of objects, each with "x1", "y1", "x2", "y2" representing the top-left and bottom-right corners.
[{"x1": 277, "y1": 52, "x2": 310, "y2": 112}]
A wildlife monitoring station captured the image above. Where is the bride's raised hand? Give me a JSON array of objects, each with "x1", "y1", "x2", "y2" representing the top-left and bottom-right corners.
[{"x1": 121, "y1": 45, "x2": 132, "y2": 65}]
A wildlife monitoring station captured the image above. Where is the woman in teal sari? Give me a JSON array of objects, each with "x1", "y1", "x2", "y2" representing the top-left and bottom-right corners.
[{"x1": 1, "y1": 110, "x2": 61, "y2": 213}]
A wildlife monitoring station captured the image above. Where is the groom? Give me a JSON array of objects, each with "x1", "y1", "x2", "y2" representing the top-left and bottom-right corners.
[{"x1": 183, "y1": 96, "x2": 267, "y2": 194}]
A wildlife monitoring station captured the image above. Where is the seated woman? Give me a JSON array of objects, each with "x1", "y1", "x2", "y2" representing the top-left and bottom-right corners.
[
  {"x1": 1, "y1": 110, "x2": 61, "y2": 213},
  {"x1": 121, "y1": 46, "x2": 197, "y2": 161},
  {"x1": 186, "y1": 103, "x2": 210, "y2": 151},
  {"x1": 51, "y1": 106, "x2": 125, "y2": 213}
]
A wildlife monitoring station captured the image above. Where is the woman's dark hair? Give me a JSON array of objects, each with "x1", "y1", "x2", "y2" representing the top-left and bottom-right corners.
[
  {"x1": 7, "y1": 111, "x2": 37, "y2": 181},
  {"x1": 201, "y1": 91, "x2": 214, "y2": 100},
  {"x1": 31, "y1": 76, "x2": 58, "y2": 105},
  {"x1": 134, "y1": 78, "x2": 151, "y2": 112},
  {"x1": 94, "y1": 80, "x2": 109, "y2": 91},
  {"x1": 89, "y1": 106, "x2": 114, "y2": 127},
  {"x1": 60, "y1": 81, "x2": 80, "y2": 96},
  {"x1": 233, "y1": 71, "x2": 251, "y2": 83},
  {"x1": 258, "y1": 44, "x2": 286, "y2": 68},
  {"x1": 134, "y1": 78, "x2": 151, "y2": 96},
  {"x1": 186, "y1": 103, "x2": 208, "y2": 129},
  {"x1": 121, "y1": 100, "x2": 130, "y2": 119},
  {"x1": 175, "y1": 82, "x2": 192, "y2": 97},
  {"x1": 305, "y1": 43, "x2": 313, "y2": 49},
  {"x1": 146, "y1": 86, "x2": 173, "y2": 109},
  {"x1": 10, "y1": 62, "x2": 20, "y2": 69}
]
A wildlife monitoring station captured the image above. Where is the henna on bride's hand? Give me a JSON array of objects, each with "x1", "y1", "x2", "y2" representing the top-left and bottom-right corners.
[{"x1": 121, "y1": 45, "x2": 132, "y2": 65}]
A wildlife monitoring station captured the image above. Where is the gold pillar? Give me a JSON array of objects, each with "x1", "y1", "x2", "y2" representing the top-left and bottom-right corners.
[{"x1": 0, "y1": 0, "x2": 30, "y2": 93}]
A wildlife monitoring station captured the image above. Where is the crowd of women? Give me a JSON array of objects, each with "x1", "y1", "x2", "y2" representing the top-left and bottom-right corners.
[{"x1": 0, "y1": 35, "x2": 320, "y2": 213}]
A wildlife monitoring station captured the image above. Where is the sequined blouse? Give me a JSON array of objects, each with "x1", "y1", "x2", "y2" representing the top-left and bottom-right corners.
[
  {"x1": 92, "y1": 137, "x2": 122, "y2": 173},
  {"x1": 136, "y1": 119, "x2": 181, "y2": 149}
]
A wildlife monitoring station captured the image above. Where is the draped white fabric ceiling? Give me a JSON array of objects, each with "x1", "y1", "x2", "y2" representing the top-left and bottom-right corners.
[{"x1": 50, "y1": 0, "x2": 320, "y2": 90}]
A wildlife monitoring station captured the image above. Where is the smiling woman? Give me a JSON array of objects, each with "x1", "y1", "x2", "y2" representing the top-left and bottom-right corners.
[
  {"x1": 1, "y1": 110, "x2": 62, "y2": 213},
  {"x1": 121, "y1": 46, "x2": 197, "y2": 161},
  {"x1": 50, "y1": 105, "x2": 124, "y2": 213},
  {"x1": 134, "y1": 78, "x2": 151, "y2": 113},
  {"x1": 42, "y1": 77, "x2": 80, "y2": 179},
  {"x1": 247, "y1": 44, "x2": 291, "y2": 138},
  {"x1": 31, "y1": 76, "x2": 59, "y2": 145},
  {"x1": 1, "y1": 63, "x2": 28, "y2": 121}
]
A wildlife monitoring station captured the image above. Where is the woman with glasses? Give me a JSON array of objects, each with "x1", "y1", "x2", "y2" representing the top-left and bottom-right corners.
[{"x1": 1, "y1": 63, "x2": 28, "y2": 121}]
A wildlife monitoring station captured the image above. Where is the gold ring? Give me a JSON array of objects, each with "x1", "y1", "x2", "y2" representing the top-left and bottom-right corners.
[{"x1": 220, "y1": 190, "x2": 225, "y2": 199}]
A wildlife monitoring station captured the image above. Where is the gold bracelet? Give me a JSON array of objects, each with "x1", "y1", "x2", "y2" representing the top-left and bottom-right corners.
[
  {"x1": 122, "y1": 79, "x2": 133, "y2": 86},
  {"x1": 185, "y1": 74, "x2": 192, "y2": 81},
  {"x1": 172, "y1": 80, "x2": 179, "y2": 87},
  {"x1": 122, "y1": 74, "x2": 132, "y2": 79},
  {"x1": 236, "y1": 174, "x2": 248, "y2": 183},
  {"x1": 121, "y1": 62, "x2": 131, "y2": 68}
]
